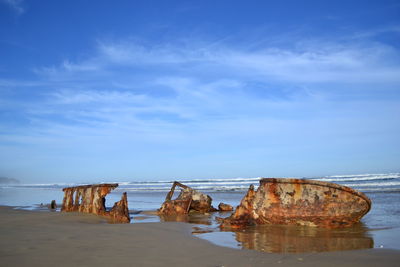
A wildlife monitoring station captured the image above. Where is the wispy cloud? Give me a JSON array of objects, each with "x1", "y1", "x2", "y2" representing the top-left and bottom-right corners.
[
  {"x1": 35, "y1": 37, "x2": 400, "y2": 86},
  {"x1": 1, "y1": 0, "x2": 25, "y2": 15},
  {"x1": 8, "y1": 34, "x2": 400, "y2": 138},
  {"x1": 223, "y1": 43, "x2": 400, "y2": 83},
  {"x1": 351, "y1": 25, "x2": 400, "y2": 40},
  {"x1": 1, "y1": 32, "x2": 400, "y2": 180}
]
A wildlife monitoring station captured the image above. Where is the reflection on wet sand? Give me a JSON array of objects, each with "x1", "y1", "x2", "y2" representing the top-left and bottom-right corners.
[
  {"x1": 158, "y1": 211, "x2": 374, "y2": 253},
  {"x1": 159, "y1": 214, "x2": 212, "y2": 234},
  {"x1": 228, "y1": 223, "x2": 374, "y2": 253},
  {"x1": 159, "y1": 212, "x2": 232, "y2": 234},
  {"x1": 158, "y1": 213, "x2": 214, "y2": 225}
]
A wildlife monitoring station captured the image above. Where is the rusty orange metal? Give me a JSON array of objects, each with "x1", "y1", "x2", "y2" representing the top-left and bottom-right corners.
[
  {"x1": 158, "y1": 181, "x2": 216, "y2": 215},
  {"x1": 221, "y1": 178, "x2": 371, "y2": 228},
  {"x1": 61, "y1": 183, "x2": 130, "y2": 223}
]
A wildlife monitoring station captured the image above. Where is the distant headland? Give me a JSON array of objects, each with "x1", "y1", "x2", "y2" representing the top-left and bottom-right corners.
[{"x1": 0, "y1": 177, "x2": 20, "y2": 184}]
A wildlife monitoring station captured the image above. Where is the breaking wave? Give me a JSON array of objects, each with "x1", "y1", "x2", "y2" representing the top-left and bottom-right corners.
[{"x1": 2, "y1": 173, "x2": 399, "y2": 193}]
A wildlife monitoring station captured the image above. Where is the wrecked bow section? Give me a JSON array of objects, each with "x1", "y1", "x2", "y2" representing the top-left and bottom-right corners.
[
  {"x1": 158, "y1": 181, "x2": 217, "y2": 215},
  {"x1": 221, "y1": 178, "x2": 371, "y2": 229},
  {"x1": 61, "y1": 183, "x2": 130, "y2": 223}
]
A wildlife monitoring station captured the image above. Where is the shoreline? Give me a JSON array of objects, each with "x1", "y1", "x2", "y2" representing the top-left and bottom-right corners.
[
  {"x1": 1, "y1": 206, "x2": 399, "y2": 266},
  {"x1": 11, "y1": 204, "x2": 400, "y2": 252}
]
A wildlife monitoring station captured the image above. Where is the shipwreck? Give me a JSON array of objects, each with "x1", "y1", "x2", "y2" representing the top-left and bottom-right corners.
[
  {"x1": 221, "y1": 178, "x2": 371, "y2": 228},
  {"x1": 158, "y1": 181, "x2": 217, "y2": 215},
  {"x1": 61, "y1": 183, "x2": 130, "y2": 223}
]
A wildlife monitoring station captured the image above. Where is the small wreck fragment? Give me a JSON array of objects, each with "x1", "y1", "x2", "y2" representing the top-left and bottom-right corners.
[
  {"x1": 61, "y1": 183, "x2": 130, "y2": 223},
  {"x1": 218, "y1": 202, "x2": 233, "y2": 211},
  {"x1": 158, "y1": 181, "x2": 217, "y2": 215},
  {"x1": 221, "y1": 178, "x2": 371, "y2": 229},
  {"x1": 50, "y1": 200, "x2": 57, "y2": 210}
]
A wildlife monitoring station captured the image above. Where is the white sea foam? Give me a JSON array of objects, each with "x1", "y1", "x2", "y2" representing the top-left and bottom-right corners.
[
  {"x1": 317, "y1": 176, "x2": 399, "y2": 182},
  {"x1": 3, "y1": 173, "x2": 400, "y2": 193},
  {"x1": 323, "y1": 173, "x2": 400, "y2": 179},
  {"x1": 130, "y1": 181, "x2": 260, "y2": 186},
  {"x1": 116, "y1": 185, "x2": 254, "y2": 192},
  {"x1": 343, "y1": 181, "x2": 400, "y2": 187}
]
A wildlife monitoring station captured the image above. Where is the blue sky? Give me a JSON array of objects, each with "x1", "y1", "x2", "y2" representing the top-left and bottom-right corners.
[{"x1": 0, "y1": 0, "x2": 399, "y2": 183}]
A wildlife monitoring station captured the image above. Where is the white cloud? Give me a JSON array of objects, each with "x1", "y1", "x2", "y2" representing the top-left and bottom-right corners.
[
  {"x1": 219, "y1": 43, "x2": 400, "y2": 83},
  {"x1": 1, "y1": 35, "x2": 400, "y2": 180},
  {"x1": 50, "y1": 90, "x2": 148, "y2": 105},
  {"x1": 61, "y1": 60, "x2": 100, "y2": 72},
  {"x1": 351, "y1": 26, "x2": 400, "y2": 40},
  {"x1": 35, "y1": 38, "x2": 400, "y2": 86},
  {"x1": 97, "y1": 41, "x2": 196, "y2": 65},
  {"x1": 3, "y1": 36, "x2": 398, "y2": 145}
]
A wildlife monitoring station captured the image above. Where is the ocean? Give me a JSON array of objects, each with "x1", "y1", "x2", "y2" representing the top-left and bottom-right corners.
[{"x1": 1, "y1": 173, "x2": 400, "y2": 253}]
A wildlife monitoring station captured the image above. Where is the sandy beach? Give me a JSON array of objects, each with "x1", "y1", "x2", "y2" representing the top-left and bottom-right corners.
[{"x1": 0, "y1": 206, "x2": 399, "y2": 267}]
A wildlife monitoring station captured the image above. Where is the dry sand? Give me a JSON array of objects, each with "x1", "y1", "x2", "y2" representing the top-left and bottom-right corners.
[{"x1": 0, "y1": 206, "x2": 399, "y2": 267}]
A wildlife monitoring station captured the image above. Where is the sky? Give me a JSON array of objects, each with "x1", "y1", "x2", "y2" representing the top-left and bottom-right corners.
[{"x1": 0, "y1": 0, "x2": 399, "y2": 183}]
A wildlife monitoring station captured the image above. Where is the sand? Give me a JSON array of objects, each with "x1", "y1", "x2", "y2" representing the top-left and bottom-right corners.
[{"x1": 0, "y1": 206, "x2": 399, "y2": 267}]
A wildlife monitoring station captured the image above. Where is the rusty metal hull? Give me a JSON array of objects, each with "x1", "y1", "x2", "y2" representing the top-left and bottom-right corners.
[
  {"x1": 61, "y1": 183, "x2": 130, "y2": 223},
  {"x1": 158, "y1": 181, "x2": 216, "y2": 215},
  {"x1": 221, "y1": 178, "x2": 371, "y2": 228}
]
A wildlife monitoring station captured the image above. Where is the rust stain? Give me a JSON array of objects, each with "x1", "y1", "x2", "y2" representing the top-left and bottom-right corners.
[
  {"x1": 61, "y1": 183, "x2": 130, "y2": 223},
  {"x1": 221, "y1": 178, "x2": 371, "y2": 229}
]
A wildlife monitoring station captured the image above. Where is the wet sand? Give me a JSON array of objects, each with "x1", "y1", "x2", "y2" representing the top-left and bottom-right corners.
[{"x1": 0, "y1": 206, "x2": 399, "y2": 267}]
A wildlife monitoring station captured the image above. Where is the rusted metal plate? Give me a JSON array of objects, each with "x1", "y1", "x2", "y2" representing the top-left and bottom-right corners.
[
  {"x1": 158, "y1": 199, "x2": 193, "y2": 215},
  {"x1": 158, "y1": 181, "x2": 216, "y2": 215},
  {"x1": 61, "y1": 183, "x2": 130, "y2": 223},
  {"x1": 221, "y1": 178, "x2": 371, "y2": 228},
  {"x1": 218, "y1": 202, "x2": 233, "y2": 211}
]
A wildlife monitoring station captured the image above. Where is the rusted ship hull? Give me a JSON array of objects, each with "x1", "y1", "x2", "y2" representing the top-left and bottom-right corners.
[
  {"x1": 61, "y1": 183, "x2": 130, "y2": 223},
  {"x1": 221, "y1": 178, "x2": 371, "y2": 228},
  {"x1": 158, "y1": 181, "x2": 217, "y2": 215}
]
